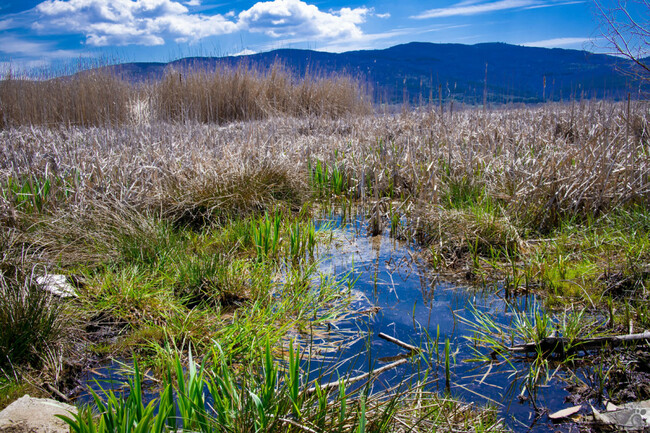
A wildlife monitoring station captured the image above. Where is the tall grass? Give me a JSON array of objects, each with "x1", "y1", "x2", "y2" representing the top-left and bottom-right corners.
[
  {"x1": 157, "y1": 62, "x2": 369, "y2": 123},
  {"x1": 0, "y1": 61, "x2": 369, "y2": 128},
  {"x1": 58, "y1": 342, "x2": 506, "y2": 433},
  {"x1": 0, "y1": 71, "x2": 131, "y2": 128},
  {"x1": 0, "y1": 270, "x2": 69, "y2": 370}
]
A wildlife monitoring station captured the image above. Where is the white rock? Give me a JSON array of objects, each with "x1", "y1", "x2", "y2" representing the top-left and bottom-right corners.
[
  {"x1": 592, "y1": 404, "x2": 650, "y2": 430},
  {"x1": 36, "y1": 275, "x2": 77, "y2": 298},
  {"x1": 0, "y1": 395, "x2": 78, "y2": 433}
]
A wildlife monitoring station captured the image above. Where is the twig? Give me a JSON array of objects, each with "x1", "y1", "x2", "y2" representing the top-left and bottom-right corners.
[
  {"x1": 279, "y1": 417, "x2": 319, "y2": 433},
  {"x1": 306, "y1": 358, "x2": 408, "y2": 393},
  {"x1": 45, "y1": 382, "x2": 70, "y2": 402},
  {"x1": 378, "y1": 332, "x2": 422, "y2": 353},
  {"x1": 500, "y1": 331, "x2": 650, "y2": 356}
]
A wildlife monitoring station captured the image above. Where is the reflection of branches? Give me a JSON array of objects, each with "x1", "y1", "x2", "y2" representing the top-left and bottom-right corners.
[{"x1": 594, "y1": 0, "x2": 650, "y2": 81}]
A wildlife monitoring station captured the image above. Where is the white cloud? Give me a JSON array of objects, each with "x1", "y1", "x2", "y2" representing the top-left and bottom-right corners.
[
  {"x1": 317, "y1": 23, "x2": 468, "y2": 52},
  {"x1": 523, "y1": 0, "x2": 584, "y2": 8},
  {"x1": 233, "y1": 48, "x2": 256, "y2": 56},
  {"x1": 0, "y1": 19, "x2": 15, "y2": 30},
  {"x1": 34, "y1": 0, "x2": 237, "y2": 46},
  {"x1": 521, "y1": 37, "x2": 590, "y2": 48},
  {"x1": 238, "y1": 0, "x2": 368, "y2": 39},
  {"x1": 413, "y1": 0, "x2": 536, "y2": 18},
  {"x1": 375, "y1": 12, "x2": 391, "y2": 18},
  {"x1": 0, "y1": 35, "x2": 86, "y2": 70},
  {"x1": 0, "y1": 36, "x2": 49, "y2": 54},
  {"x1": 412, "y1": 0, "x2": 583, "y2": 18},
  {"x1": 32, "y1": 0, "x2": 369, "y2": 47}
]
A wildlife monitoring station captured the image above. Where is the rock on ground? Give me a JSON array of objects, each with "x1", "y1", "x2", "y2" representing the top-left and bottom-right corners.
[
  {"x1": 36, "y1": 274, "x2": 77, "y2": 298},
  {"x1": 0, "y1": 395, "x2": 77, "y2": 433}
]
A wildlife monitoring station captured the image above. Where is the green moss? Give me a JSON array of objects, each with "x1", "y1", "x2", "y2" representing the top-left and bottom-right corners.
[{"x1": 0, "y1": 380, "x2": 45, "y2": 411}]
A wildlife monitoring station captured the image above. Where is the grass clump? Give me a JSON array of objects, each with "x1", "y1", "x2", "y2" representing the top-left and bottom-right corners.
[{"x1": 0, "y1": 271, "x2": 70, "y2": 370}]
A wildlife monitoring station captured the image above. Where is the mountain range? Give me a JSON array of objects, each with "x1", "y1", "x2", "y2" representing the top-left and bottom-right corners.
[{"x1": 111, "y1": 42, "x2": 642, "y2": 104}]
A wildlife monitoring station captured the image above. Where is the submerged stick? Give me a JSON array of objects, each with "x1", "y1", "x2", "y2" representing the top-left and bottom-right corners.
[
  {"x1": 500, "y1": 331, "x2": 650, "y2": 357},
  {"x1": 45, "y1": 383, "x2": 70, "y2": 402},
  {"x1": 279, "y1": 417, "x2": 319, "y2": 433},
  {"x1": 378, "y1": 332, "x2": 422, "y2": 353},
  {"x1": 306, "y1": 358, "x2": 408, "y2": 394}
]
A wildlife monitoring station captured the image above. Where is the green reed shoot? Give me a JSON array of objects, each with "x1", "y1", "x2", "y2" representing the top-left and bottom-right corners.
[
  {"x1": 444, "y1": 337, "x2": 451, "y2": 394},
  {"x1": 56, "y1": 359, "x2": 177, "y2": 433},
  {"x1": 288, "y1": 340, "x2": 302, "y2": 418},
  {"x1": 252, "y1": 209, "x2": 282, "y2": 262},
  {"x1": 289, "y1": 220, "x2": 316, "y2": 261},
  {"x1": 310, "y1": 159, "x2": 349, "y2": 198}
]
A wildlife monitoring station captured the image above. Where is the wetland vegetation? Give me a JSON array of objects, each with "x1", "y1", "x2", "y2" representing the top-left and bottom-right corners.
[{"x1": 0, "y1": 67, "x2": 649, "y2": 431}]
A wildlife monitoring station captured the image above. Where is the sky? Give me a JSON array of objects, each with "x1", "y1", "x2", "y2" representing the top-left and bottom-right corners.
[{"x1": 0, "y1": 0, "x2": 629, "y2": 72}]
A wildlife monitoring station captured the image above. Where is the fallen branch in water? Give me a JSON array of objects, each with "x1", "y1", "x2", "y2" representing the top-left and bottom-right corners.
[
  {"x1": 495, "y1": 331, "x2": 650, "y2": 358},
  {"x1": 378, "y1": 332, "x2": 422, "y2": 353},
  {"x1": 306, "y1": 358, "x2": 408, "y2": 394}
]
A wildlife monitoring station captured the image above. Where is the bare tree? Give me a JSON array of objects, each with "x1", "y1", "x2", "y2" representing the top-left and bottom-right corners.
[{"x1": 594, "y1": 0, "x2": 650, "y2": 81}]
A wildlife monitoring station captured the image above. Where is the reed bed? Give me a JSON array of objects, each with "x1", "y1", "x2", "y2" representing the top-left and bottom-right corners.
[
  {"x1": 0, "y1": 61, "x2": 369, "y2": 128},
  {"x1": 1, "y1": 102, "x2": 647, "y2": 231},
  {"x1": 0, "y1": 71, "x2": 131, "y2": 128},
  {"x1": 156, "y1": 62, "x2": 369, "y2": 123},
  {"x1": 3, "y1": 100, "x2": 648, "y2": 302}
]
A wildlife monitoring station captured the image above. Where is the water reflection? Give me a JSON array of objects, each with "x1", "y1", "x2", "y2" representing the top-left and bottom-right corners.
[
  {"x1": 312, "y1": 211, "x2": 573, "y2": 432},
  {"x1": 77, "y1": 210, "x2": 577, "y2": 432}
]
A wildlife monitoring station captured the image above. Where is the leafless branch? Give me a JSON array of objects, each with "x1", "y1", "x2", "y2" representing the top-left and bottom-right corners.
[{"x1": 593, "y1": 0, "x2": 650, "y2": 81}]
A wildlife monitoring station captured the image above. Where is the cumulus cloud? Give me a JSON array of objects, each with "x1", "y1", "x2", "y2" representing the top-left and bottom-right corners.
[
  {"x1": 32, "y1": 0, "x2": 369, "y2": 47},
  {"x1": 238, "y1": 0, "x2": 368, "y2": 39},
  {"x1": 34, "y1": 0, "x2": 238, "y2": 46}
]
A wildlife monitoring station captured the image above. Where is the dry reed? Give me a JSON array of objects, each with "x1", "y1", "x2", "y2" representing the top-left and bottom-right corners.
[
  {"x1": 0, "y1": 61, "x2": 369, "y2": 128},
  {"x1": 0, "y1": 101, "x2": 648, "y2": 265},
  {"x1": 0, "y1": 71, "x2": 131, "y2": 128}
]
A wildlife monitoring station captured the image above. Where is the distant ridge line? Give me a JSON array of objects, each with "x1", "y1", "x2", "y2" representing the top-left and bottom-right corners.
[{"x1": 110, "y1": 41, "x2": 642, "y2": 104}]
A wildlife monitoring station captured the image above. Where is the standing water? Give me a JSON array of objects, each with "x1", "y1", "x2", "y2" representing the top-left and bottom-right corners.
[
  {"x1": 77, "y1": 210, "x2": 589, "y2": 432},
  {"x1": 309, "y1": 210, "x2": 577, "y2": 432}
]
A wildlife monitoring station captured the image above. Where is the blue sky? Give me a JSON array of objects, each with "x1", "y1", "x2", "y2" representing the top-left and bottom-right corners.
[{"x1": 0, "y1": 0, "x2": 620, "y2": 71}]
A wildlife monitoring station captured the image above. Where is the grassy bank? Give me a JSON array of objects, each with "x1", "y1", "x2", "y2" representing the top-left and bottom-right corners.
[{"x1": 0, "y1": 100, "x2": 648, "y2": 429}]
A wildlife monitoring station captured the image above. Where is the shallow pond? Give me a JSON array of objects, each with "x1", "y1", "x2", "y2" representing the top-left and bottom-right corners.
[
  {"x1": 308, "y1": 211, "x2": 580, "y2": 432},
  {"x1": 78, "y1": 210, "x2": 593, "y2": 432}
]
